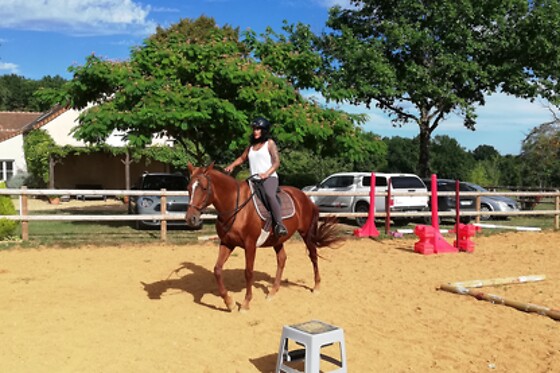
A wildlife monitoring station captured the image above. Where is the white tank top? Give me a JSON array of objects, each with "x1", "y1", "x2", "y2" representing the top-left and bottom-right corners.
[{"x1": 248, "y1": 140, "x2": 278, "y2": 177}]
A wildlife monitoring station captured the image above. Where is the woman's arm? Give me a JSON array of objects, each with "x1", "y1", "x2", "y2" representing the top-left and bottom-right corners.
[
  {"x1": 260, "y1": 139, "x2": 280, "y2": 179},
  {"x1": 224, "y1": 147, "x2": 249, "y2": 173}
]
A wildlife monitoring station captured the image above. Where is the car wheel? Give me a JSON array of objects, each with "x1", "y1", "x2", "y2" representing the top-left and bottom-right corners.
[
  {"x1": 480, "y1": 205, "x2": 492, "y2": 221},
  {"x1": 354, "y1": 202, "x2": 369, "y2": 227}
]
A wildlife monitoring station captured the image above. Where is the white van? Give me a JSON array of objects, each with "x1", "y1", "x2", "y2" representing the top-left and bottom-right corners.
[{"x1": 305, "y1": 172, "x2": 428, "y2": 225}]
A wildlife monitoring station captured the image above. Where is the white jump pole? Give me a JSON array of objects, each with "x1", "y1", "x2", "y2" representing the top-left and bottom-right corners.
[{"x1": 473, "y1": 223, "x2": 541, "y2": 232}]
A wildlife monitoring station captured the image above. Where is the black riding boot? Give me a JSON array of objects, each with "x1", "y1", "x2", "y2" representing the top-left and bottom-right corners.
[{"x1": 274, "y1": 222, "x2": 288, "y2": 237}]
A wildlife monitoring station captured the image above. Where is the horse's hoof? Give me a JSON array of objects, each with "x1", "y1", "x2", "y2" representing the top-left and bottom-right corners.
[
  {"x1": 225, "y1": 297, "x2": 236, "y2": 312},
  {"x1": 267, "y1": 288, "x2": 278, "y2": 300}
]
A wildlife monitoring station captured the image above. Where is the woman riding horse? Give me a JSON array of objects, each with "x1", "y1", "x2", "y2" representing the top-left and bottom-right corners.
[{"x1": 185, "y1": 162, "x2": 342, "y2": 311}]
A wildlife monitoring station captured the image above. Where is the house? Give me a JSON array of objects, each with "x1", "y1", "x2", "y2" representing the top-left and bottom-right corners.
[{"x1": 0, "y1": 106, "x2": 173, "y2": 189}]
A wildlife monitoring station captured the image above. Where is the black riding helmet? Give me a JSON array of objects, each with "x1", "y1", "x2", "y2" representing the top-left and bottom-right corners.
[
  {"x1": 251, "y1": 117, "x2": 271, "y2": 131},
  {"x1": 250, "y1": 117, "x2": 272, "y2": 144}
]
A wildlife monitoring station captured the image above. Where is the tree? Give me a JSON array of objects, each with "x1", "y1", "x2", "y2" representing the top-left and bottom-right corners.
[
  {"x1": 51, "y1": 17, "x2": 382, "y2": 168},
  {"x1": 382, "y1": 136, "x2": 418, "y2": 173},
  {"x1": 472, "y1": 145, "x2": 501, "y2": 161},
  {"x1": 520, "y1": 117, "x2": 560, "y2": 188},
  {"x1": 259, "y1": 1, "x2": 560, "y2": 177},
  {"x1": 429, "y1": 135, "x2": 474, "y2": 180}
]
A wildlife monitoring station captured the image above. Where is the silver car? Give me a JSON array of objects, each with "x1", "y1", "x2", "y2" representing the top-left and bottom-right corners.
[{"x1": 461, "y1": 182, "x2": 520, "y2": 220}]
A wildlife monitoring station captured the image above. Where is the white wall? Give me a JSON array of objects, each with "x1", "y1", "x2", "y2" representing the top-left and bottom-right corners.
[{"x1": 0, "y1": 134, "x2": 27, "y2": 175}]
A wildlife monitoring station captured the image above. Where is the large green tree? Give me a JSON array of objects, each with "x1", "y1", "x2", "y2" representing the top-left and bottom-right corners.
[
  {"x1": 256, "y1": 1, "x2": 560, "y2": 177},
  {"x1": 520, "y1": 117, "x2": 560, "y2": 188},
  {"x1": 50, "y1": 17, "x2": 381, "y2": 167}
]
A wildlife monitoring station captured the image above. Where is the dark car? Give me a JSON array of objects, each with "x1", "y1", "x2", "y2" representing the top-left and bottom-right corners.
[
  {"x1": 128, "y1": 172, "x2": 194, "y2": 229},
  {"x1": 423, "y1": 178, "x2": 476, "y2": 224},
  {"x1": 460, "y1": 182, "x2": 520, "y2": 220}
]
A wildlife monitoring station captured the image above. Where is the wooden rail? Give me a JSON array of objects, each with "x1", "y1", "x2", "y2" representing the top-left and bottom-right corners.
[{"x1": 0, "y1": 188, "x2": 559, "y2": 241}]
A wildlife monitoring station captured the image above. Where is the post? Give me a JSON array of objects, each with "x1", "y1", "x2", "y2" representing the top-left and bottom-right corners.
[
  {"x1": 385, "y1": 179, "x2": 392, "y2": 235},
  {"x1": 555, "y1": 190, "x2": 559, "y2": 230},
  {"x1": 475, "y1": 195, "x2": 481, "y2": 224},
  {"x1": 21, "y1": 187, "x2": 29, "y2": 241},
  {"x1": 431, "y1": 174, "x2": 439, "y2": 230},
  {"x1": 455, "y1": 180, "x2": 460, "y2": 248},
  {"x1": 160, "y1": 189, "x2": 167, "y2": 242}
]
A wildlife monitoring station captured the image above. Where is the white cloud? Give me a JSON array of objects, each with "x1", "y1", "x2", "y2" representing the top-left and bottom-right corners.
[
  {"x1": 0, "y1": 0, "x2": 157, "y2": 36},
  {"x1": 0, "y1": 62, "x2": 19, "y2": 74},
  {"x1": 313, "y1": 0, "x2": 355, "y2": 9}
]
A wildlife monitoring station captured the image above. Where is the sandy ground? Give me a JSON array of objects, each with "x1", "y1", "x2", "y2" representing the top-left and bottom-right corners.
[{"x1": 0, "y1": 228, "x2": 559, "y2": 372}]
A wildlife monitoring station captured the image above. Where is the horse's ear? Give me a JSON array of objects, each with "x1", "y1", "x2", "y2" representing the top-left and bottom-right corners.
[
  {"x1": 187, "y1": 163, "x2": 194, "y2": 174},
  {"x1": 207, "y1": 161, "x2": 215, "y2": 171}
]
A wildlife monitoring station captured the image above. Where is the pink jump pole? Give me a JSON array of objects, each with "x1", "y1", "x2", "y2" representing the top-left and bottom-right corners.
[{"x1": 354, "y1": 172, "x2": 380, "y2": 237}]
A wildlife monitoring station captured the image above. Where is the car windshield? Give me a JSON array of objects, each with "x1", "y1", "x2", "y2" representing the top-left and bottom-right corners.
[
  {"x1": 142, "y1": 175, "x2": 188, "y2": 191},
  {"x1": 463, "y1": 183, "x2": 487, "y2": 192}
]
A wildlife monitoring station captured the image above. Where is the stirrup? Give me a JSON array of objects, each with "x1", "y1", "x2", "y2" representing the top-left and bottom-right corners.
[{"x1": 275, "y1": 224, "x2": 288, "y2": 237}]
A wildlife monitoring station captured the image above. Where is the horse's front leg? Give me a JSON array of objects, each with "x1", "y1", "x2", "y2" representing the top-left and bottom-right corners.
[
  {"x1": 267, "y1": 244, "x2": 287, "y2": 299},
  {"x1": 240, "y1": 245, "x2": 257, "y2": 311},
  {"x1": 214, "y1": 244, "x2": 235, "y2": 312}
]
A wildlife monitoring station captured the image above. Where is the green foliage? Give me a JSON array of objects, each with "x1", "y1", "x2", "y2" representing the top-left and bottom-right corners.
[
  {"x1": 0, "y1": 182, "x2": 17, "y2": 240},
  {"x1": 382, "y1": 136, "x2": 419, "y2": 173},
  {"x1": 23, "y1": 130, "x2": 56, "y2": 187},
  {"x1": 266, "y1": 1, "x2": 560, "y2": 177},
  {"x1": 429, "y1": 135, "x2": 475, "y2": 180},
  {"x1": 0, "y1": 74, "x2": 66, "y2": 111},
  {"x1": 51, "y1": 16, "x2": 383, "y2": 169},
  {"x1": 520, "y1": 119, "x2": 560, "y2": 188}
]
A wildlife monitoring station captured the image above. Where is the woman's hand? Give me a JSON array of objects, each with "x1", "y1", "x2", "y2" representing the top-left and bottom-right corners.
[
  {"x1": 258, "y1": 172, "x2": 269, "y2": 180},
  {"x1": 224, "y1": 164, "x2": 234, "y2": 173}
]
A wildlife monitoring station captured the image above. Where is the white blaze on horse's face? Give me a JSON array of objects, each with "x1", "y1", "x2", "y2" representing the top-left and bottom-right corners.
[{"x1": 191, "y1": 180, "x2": 200, "y2": 200}]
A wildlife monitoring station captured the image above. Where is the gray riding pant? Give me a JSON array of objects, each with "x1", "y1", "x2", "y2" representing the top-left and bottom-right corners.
[{"x1": 262, "y1": 176, "x2": 283, "y2": 225}]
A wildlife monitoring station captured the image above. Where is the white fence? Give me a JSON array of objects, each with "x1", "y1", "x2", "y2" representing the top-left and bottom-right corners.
[{"x1": 0, "y1": 187, "x2": 559, "y2": 241}]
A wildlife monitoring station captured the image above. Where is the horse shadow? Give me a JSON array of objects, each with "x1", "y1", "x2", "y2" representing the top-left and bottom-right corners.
[{"x1": 141, "y1": 261, "x2": 309, "y2": 312}]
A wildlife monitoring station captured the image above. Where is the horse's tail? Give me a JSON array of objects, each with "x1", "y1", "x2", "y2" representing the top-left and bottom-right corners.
[{"x1": 309, "y1": 207, "x2": 345, "y2": 249}]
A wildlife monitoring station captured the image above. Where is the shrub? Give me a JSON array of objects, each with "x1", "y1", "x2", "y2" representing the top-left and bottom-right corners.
[{"x1": 0, "y1": 182, "x2": 17, "y2": 240}]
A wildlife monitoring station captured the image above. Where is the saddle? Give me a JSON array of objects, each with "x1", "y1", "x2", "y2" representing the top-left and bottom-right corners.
[{"x1": 248, "y1": 180, "x2": 295, "y2": 223}]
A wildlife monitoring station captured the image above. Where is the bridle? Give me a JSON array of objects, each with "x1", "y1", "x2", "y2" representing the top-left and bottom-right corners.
[{"x1": 188, "y1": 171, "x2": 256, "y2": 233}]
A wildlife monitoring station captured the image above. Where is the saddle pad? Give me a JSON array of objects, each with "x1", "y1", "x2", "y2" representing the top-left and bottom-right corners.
[{"x1": 248, "y1": 183, "x2": 296, "y2": 222}]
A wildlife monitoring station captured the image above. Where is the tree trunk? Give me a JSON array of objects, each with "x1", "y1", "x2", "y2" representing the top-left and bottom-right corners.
[
  {"x1": 417, "y1": 123, "x2": 431, "y2": 178},
  {"x1": 49, "y1": 155, "x2": 55, "y2": 189}
]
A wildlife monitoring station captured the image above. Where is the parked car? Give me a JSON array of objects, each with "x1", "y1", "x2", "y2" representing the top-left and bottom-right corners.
[
  {"x1": 304, "y1": 172, "x2": 429, "y2": 226},
  {"x1": 422, "y1": 178, "x2": 476, "y2": 224},
  {"x1": 128, "y1": 172, "x2": 195, "y2": 229},
  {"x1": 460, "y1": 182, "x2": 520, "y2": 220}
]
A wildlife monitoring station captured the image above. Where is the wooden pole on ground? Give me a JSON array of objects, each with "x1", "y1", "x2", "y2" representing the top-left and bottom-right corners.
[
  {"x1": 449, "y1": 274, "x2": 546, "y2": 288},
  {"x1": 440, "y1": 283, "x2": 560, "y2": 321}
]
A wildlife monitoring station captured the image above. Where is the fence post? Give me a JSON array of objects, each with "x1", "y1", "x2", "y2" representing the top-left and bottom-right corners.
[
  {"x1": 160, "y1": 189, "x2": 167, "y2": 242},
  {"x1": 21, "y1": 186, "x2": 29, "y2": 241},
  {"x1": 475, "y1": 195, "x2": 481, "y2": 224},
  {"x1": 555, "y1": 190, "x2": 559, "y2": 231}
]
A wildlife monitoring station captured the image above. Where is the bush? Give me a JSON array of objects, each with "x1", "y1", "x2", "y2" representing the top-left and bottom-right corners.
[
  {"x1": 6, "y1": 172, "x2": 29, "y2": 189},
  {"x1": 0, "y1": 182, "x2": 17, "y2": 240}
]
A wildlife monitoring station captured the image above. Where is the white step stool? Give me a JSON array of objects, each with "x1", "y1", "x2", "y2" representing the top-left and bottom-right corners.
[{"x1": 276, "y1": 320, "x2": 347, "y2": 373}]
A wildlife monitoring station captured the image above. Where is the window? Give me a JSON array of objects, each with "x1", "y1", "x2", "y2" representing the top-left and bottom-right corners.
[
  {"x1": 0, "y1": 160, "x2": 14, "y2": 182},
  {"x1": 321, "y1": 176, "x2": 354, "y2": 188},
  {"x1": 363, "y1": 176, "x2": 388, "y2": 187}
]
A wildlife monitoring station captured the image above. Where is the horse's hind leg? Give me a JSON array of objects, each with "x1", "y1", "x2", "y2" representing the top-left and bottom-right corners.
[
  {"x1": 301, "y1": 220, "x2": 321, "y2": 293},
  {"x1": 268, "y1": 244, "x2": 287, "y2": 299},
  {"x1": 214, "y1": 244, "x2": 235, "y2": 312}
]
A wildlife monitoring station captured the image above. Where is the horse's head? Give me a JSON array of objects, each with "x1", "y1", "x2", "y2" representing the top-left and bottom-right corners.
[{"x1": 185, "y1": 162, "x2": 216, "y2": 228}]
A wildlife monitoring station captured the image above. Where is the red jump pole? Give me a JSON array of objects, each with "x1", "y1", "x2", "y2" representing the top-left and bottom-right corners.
[{"x1": 354, "y1": 172, "x2": 380, "y2": 237}]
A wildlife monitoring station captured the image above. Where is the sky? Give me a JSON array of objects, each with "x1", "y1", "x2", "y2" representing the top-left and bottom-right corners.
[{"x1": 0, "y1": 0, "x2": 555, "y2": 156}]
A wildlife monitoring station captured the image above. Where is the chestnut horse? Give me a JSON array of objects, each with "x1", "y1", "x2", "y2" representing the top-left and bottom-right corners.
[{"x1": 185, "y1": 162, "x2": 342, "y2": 311}]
